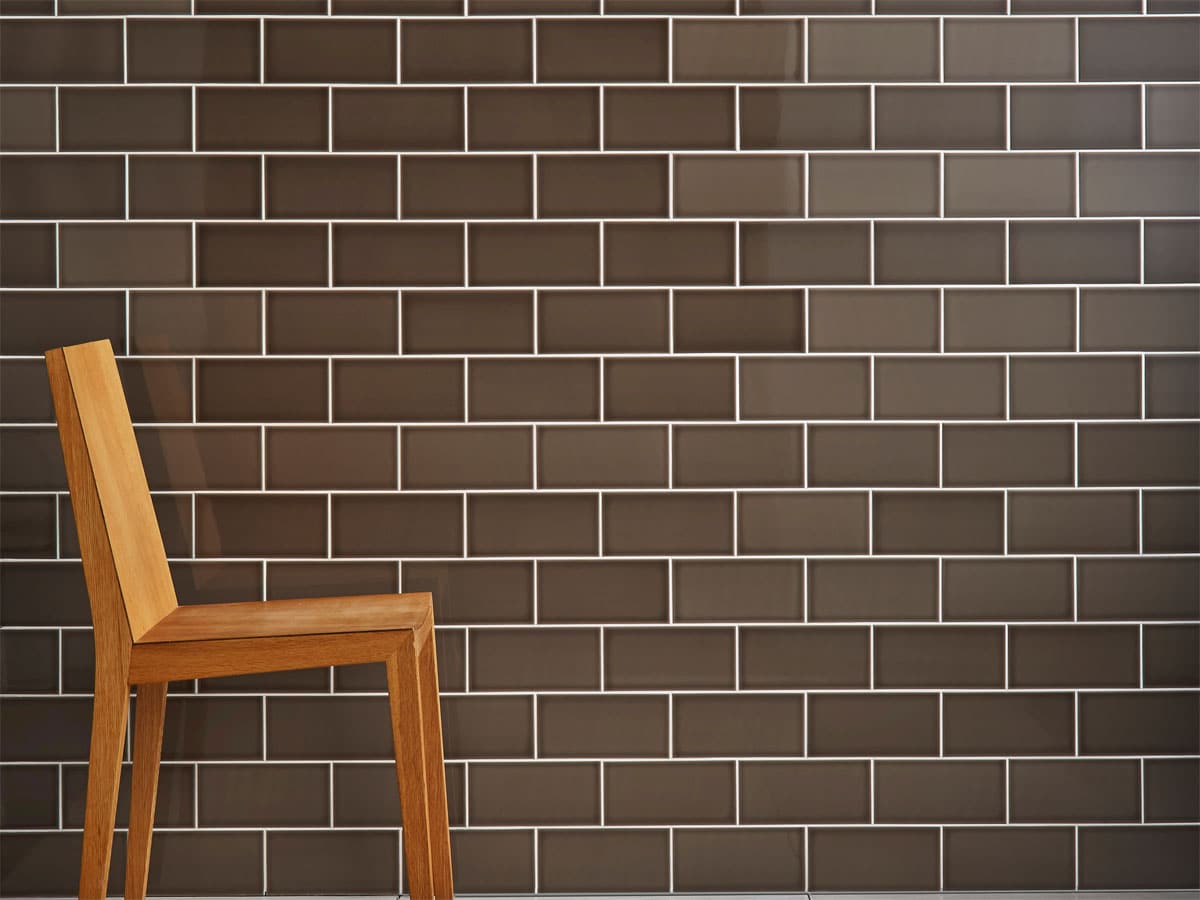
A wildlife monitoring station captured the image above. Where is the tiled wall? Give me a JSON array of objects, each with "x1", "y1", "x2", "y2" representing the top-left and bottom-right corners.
[{"x1": 1, "y1": 0, "x2": 1198, "y2": 894}]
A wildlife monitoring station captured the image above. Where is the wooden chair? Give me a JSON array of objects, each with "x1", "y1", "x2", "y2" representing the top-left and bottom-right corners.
[{"x1": 46, "y1": 339, "x2": 453, "y2": 900}]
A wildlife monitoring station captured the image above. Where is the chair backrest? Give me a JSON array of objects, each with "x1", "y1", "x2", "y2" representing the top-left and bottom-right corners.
[{"x1": 46, "y1": 340, "x2": 177, "y2": 644}]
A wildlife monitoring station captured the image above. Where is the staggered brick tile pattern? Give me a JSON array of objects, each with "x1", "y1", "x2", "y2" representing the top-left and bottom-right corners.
[{"x1": 0, "y1": 0, "x2": 1198, "y2": 893}]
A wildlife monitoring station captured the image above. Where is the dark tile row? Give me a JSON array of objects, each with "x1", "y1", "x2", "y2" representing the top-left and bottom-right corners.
[
  {"x1": 3, "y1": 556, "x2": 1197, "y2": 627},
  {"x1": 2, "y1": 17, "x2": 1198, "y2": 85},
  {"x1": 4, "y1": 152, "x2": 1199, "y2": 220},
  {"x1": 2, "y1": 287, "x2": 1198, "y2": 360}
]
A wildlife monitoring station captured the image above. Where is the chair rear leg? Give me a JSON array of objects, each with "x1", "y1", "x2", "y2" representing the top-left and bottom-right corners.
[
  {"x1": 418, "y1": 630, "x2": 454, "y2": 897},
  {"x1": 79, "y1": 671, "x2": 129, "y2": 900},
  {"x1": 125, "y1": 682, "x2": 167, "y2": 900},
  {"x1": 386, "y1": 633, "x2": 435, "y2": 898}
]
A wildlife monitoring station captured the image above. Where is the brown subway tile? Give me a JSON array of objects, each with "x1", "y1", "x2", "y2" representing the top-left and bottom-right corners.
[
  {"x1": 468, "y1": 493, "x2": 598, "y2": 556},
  {"x1": 603, "y1": 492, "x2": 733, "y2": 555},
  {"x1": 0, "y1": 88, "x2": 55, "y2": 151},
  {"x1": 943, "y1": 424, "x2": 1074, "y2": 487},
  {"x1": 1012, "y1": 86, "x2": 1142, "y2": 149},
  {"x1": 539, "y1": 290, "x2": 669, "y2": 353},
  {"x1": 1011, "y1": 760, "x2": 1141, "y2": 823},
  {"x1": 741, "y1": 86, "x2": 870, "y2": 149},
  {"x1": 470, "y1": 763, "x2": 598, "y2": 825},
  {"x1": 809, "y1": 154, "x2": 938, "y2": 217},
  {"x1": 442, "y1": 695, "x2": 534, "y2": 758},
  {"x1": 606, "y1": 627, "x2": 735, "y2": 689},
  {"x1": 403, "y1": 426, "x2": 531, "y2": 489},
  {"x1": 675, "y1": 694, "x2": 804, "y2": 756},
  {"x1": 606, "y1": 762, "x2": 734, "y2": 824},
  {"x1": 130, "y1": 156, "x2": 261, "y2": 219},
  {"x1": 674, "y1": 559, "x2": 805, "y2": 622},
  {"x1": 332, "y1": 762, "x2": 464, "y2": 827},
  {"x1": 1146, "y1": 219, "x2": 1200, "y2": 284},
  {"x1": 1145, "y1": 624, "x2": 1200, "y2": 687},
  {"x1": 1081, "y1": 691, "x2": 1200, "y2": 755},
  {"x1": 874, "y1": 492, "x2": 1004, "y2": 554},
  {"x1": 675, "y1": 155, "x2": 804, "y2": 217},
  {"x1": 606, "y1": 223, "x2": 735, "y2": 286},
  {"x1": 538, "y1": 426, "x2": 668, "y2": 488},
  {"x1": 1011, "y1": 624, "x2": 1140, "y2": 686},
  {"x1": 741, "y1": 492, "x2": 868, "y2": 554},
  {"x1": 1081, "y1": 153, "x2": 1200, "y2": 217},
  {"x1": 0, "y1": 360, "x2": 53, "y2": 423},
  {"x1": 741, "y1": 625, "x2": 869, "y2": 688},
  {"x1": 197, "y1": 0, "x2": 325, "y2": 10},
  {"x1": 674, "y1": 425, "x2": 803, "y2": 487},
  {"x1": 944, "y1": 692, "x2": 1074, "y2": 755},
  {"x1": 266, "y1": 832, "x2": 397, "y2": 894},
  {"x1": 195, "y1": 494, "x2": 325, "y2": 557},
  {"x1": 945, "y1": 288, "x2": 1076, "y2": 352},
  {"x1": 197, "y1": 224, "x2": 326, "y2": 287},
  {"x1": 743, "y1": 0, "x2": 870, "y2": 10},
  {"x1": 0, "y1": 20, "x2": 122, "y2": 83},
  {"x1": 59, "y1": 224, "x2": 191, "y2": 288},
  {"x1": 268, "y1": 560, "x2": 397, "y2": 601},
  {"x1": 0, "y1": 156, "x2": 124, "y2": 220},
  {"x1": 1080, "y1": 424, "x2": 1199, "y2": 486},
  {"x1": 945, "y1": 154, "x2": 1075, "y2": 217},
  {"x1": 170, "y1": 561, "x2": 262, "y2": 606},
  {"x1": 1081, "y1": 288, "x2": 1200, "y2": 351},
  {"x1": 1147, "y1": 85, "x2": 1200, "y2": 149},
  {"x1": 1080, "y1": 16, "x2": 1200, "y2": 81},
  {"x1": 674, "y1": 19, "x2": 803, "y2": 82},
  {"x1": 335, "y1": 359, "x2": 463, "y2": 422},
  {"x1": 1079, "y1": 557, "x2": 1200, "y2": 621},
  {"x1": 741, "y1": 357, "x2": 870, "y2": 419},
  {"x1": 469, "y1": 358, "x2": 599, "y2": 421},
  {"x1": 539, "y1": 155, "x2": 667, "y2": 218},
  {"x1": 472, "y1": 0, "x2": 598, "y2": 9},
  {"x1": 402, "y1": 155, "x2": 531, "y2": 219},
  {"x1": 605, "y1": 358, "x2": 734, "y2": 420},
  {"x1": 1, "y1": 697, "x2": 93, "y2": 761},
  {"x1": 402, "y1": 20, "x2": 531, "y2": 83},
  {"x1": 808, "y1": 19, "x2": 938, "y2": 82},
  {"x1": 876, "y1": 357, "x2": 1006, "y2": 419},
  {"x1": 1011, "y1": 0, "x2": 1138, "y2": 9},
  {"x1": 875, "y1": 87, "x2": 1006, "y2": 149},
  {"x1": 128, "y1": 19, "x2": 259, "y2": 83},
  {"x1": 1010, "y1": 356, "x2": 1142, "y2": 419},
  {"x1": 1144, "y1": 489, "x2": 1200, "y2": 552},
  {"x1": 539, "y1": 560, "x2": 668, "y2": 623},
  {"x1": 607, "y1": 0, "x2": 731, "y2": 8},
  {"x1": 539, "y1": 20, "x2": 667, "y2": 82},
  {"x1": 875, "y1": 222, "x2": 1006, "y2": 284},
  {"x1": 334, "y1": 88, "x2": 462, "y2": 151},
  {"x1": 332, "y1": 494, "x2": 463, "y2": 557},
  {"x1": 449, "y1": 830, "x2": 534, "y2": 894},
  {"x1": 3, "y1": 766, "x2": 61, "y2": 827},
  {"x1": 1010, "y1": 490, "x2": 1139, "y2": 553},
  {"x1": 265, "y1": 20, "x2": 395, "y2": 83},
  {"x1": 945, "y1": 18, "x2": 1075, "y2": 82},
  {"x1": 539, "y1": 830, "x2": 669, "y2": 892},
  {"x1": 198, "y1": 87, "x2": 328, "y2": 151},
  {"x1": 59, "y1": 88, "x2": 190, "y2": 151},
  {"x1": 809, "y1": 559, "x2": 937, "y2": 622},
  {"x1": 876, "y1": 626, "x2": 1004, "y2": 687},
  {"x1": 875, "y1": 761, "x2": 1005, "y2": 823},
  {"x1": 1011, "y1": 221, "x2": 1141, "y2": 284},
  {"x1": 335, "y1": 224, "x2": 463, "y2": 287},
  {"x1": 741, "y1": 761, "x2": 868, "y2": 823},
  {"x1": 198, "y1": 359, "x2": 326, "y2": 422},
  {"x1": 159, "y1": 697, "x2": 264, "y2": 761},
  {"x1": 674, "y1": 828, "x2": 806, "y2": 892},
  {"x1": 1146, "y1": 759, "x2": 1200, "y2": 822},
  {"x1": 809, "y1": 425, "x2": 937, "y2": 487},
  {"x1": 605, "y1": 87, "x2": 735, "y2": 149},
  {"x1": 1148, "y1": 356, "x2": 1200, "y2": 419},
  {"x1": 810, "y1": 289, "x2": 938, "y2": 351},
  {"x1": 198, "y1": 764, "x2": 327, "y2": 827},
  {"x1": 0, "y1": 290, "x2": 124, "y2": 355},
  {"x1": 810, "y1": 828, "x2": 939, "y2": 891},
  {"x1": 674, "y1": 289, "x2": 803, "y2": 353},
  {"x1": 137, "y1": 426, "x2": 260, "y2": 490},
  {"x1": 470, "y1": 223, "x2": 600, "y2": 286},
  {"x1": 0, "y1": 562, "x2": 89, "y2": 626},
  {"x1": 471, "y1": 628, "x2": 599, "y2": 691},
  {"x1": 266, "y1": 291, "x2": 396, "y2": 355},
  {"x1": 267, "y1": 427, "x2": 396, "y2": 490},
  {"x1": 1080, "y1": 825, "x2": 1200, "y2": 890},
  {"x1": 333, "y1": 0, "x2": 459, "y2": 9},
  {"x1": 469, "y1": 87, "x2": 599, "y2": 150},
  {"x1": 809, "y1": 693, "x2": 939, "y2": 755},
  {"x1": 0, "y1": 428, "x2": 66, "y2": 491},
  {"x1": 404, "y1": 560, "x2": 532, "y2": 624},
  {"x1": 0, "y1": 225, "x2": 55, "y2": 288},
  {"x1": 403, "y1": 291, "x2": 531, "y2": 354},
  {"x1": 944, "y1": 827, "x2": 1075, "y2": 890},
  {"x1": 538, "y1": 695, "x2": 668, "y2": 757},
  {"x1": 943, "y1": 558, "x2": 1073, "y2": 621},
  {"x1": 742, "y1": 222, "x2": 871, "y2": 285},
  {"x1": 267, "y1": 156, "x2": 396, "y2": 219},
  {"x1": 1, "y1": 496, "x2": 54, "y2": 559}
]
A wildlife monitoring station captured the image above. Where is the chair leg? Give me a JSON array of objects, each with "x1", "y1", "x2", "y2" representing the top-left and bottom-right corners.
[
  {"x1": 79, "y1": 671, "x2": 129, "y2": 900},
  {"x1": 386, "y1": 633, "x2": 435, "y2": 899},
  {"x1": 125, "y1": 682, "x2": 167, "y2": 900},
  {"x1": 418, "y1": 630, "x2": 454, "y2": 897}
]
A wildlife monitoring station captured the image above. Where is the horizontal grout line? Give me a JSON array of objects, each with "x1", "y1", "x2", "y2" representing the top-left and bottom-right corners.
[
  {"x1": 6, "y1": 148, "x2": 1200, "y2": 156},
  {"x1": 3, "y1": 619, "x2": 1198, "y2": 630},
  {"x1": 8, "y1": 79, "x2": 1200, "y2": 87},
  {"x1": 9, "y1": 216, "x2": 1200, "y2": 224}
]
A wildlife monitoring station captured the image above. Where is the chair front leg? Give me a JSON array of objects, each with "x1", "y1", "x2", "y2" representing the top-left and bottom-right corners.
[
  {"x1": 125, "y1": 682, "x2": 167, "y2": 900},
  {"x1": 386, "y1": 633, "x2": 435, "y2": 899},
  {"x1": 418, "y1": 628, "x2": 454, "y2": 897},
  {"x1": 79, "y1": 670, "x2": 129, "y2": 900}
]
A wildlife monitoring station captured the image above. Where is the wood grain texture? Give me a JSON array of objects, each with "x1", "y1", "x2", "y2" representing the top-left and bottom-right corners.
[
  {"x1": 388, "y1": 633, "x2": 435, "y2": 899},
  {"x1": 419, "y1": 623, "x2": 456, "y2": 897},
  {"x1": 125, "y1": 682, "x2": 167, "y2": 900}
]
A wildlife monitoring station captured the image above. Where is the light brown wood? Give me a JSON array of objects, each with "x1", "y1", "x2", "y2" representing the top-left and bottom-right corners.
[
  {"x1": 125, "y1": 682, "x2": 167, "y2": 900},
  {"x1": 47, "y1": 340, "x2": 453, "y2": 899}
]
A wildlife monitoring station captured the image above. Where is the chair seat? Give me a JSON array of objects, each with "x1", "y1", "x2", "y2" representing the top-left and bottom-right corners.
[{"x1": 135, "y1": 592, "x2": 432, "y2": 645}]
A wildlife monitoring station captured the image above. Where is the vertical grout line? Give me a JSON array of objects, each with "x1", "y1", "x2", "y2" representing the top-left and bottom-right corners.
[
  {"x1": 462, "y1": 86, "x2": 469, "y2": 151},
  {"x1": 667, "y1": 17, "x2": 674, "y2": 84},
  {"x1": 599, "y1": 84, "x2": 605, "y2": 151}
]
